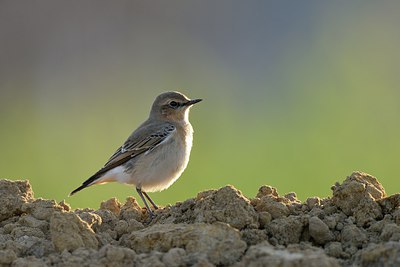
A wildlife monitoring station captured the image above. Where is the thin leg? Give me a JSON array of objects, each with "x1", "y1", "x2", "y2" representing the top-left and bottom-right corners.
[
  {"x1": 136, "y1": 187, "x2": 154, "y2": 219},
  {"x1": 143, "y1": 191, "x2": 159, "y2": 210}
]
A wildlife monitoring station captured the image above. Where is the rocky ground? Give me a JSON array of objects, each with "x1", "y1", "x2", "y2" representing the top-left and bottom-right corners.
[{"x1": 1, "y1": 171, "x2": 400, "y2": 266}]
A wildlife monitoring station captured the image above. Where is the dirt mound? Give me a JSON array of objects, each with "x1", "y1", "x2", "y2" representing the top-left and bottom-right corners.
[{"x1": 1, "y1": 171, "x2": 400, "y2": 266}]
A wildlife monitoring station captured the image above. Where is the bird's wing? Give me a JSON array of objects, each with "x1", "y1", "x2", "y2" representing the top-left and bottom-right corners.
[
  {"x1": 69, "y1": 122, "x2": 175, "y2": 195},
  {"x1": 105, "y1": 123, "x2": 176, "y2": 168}
]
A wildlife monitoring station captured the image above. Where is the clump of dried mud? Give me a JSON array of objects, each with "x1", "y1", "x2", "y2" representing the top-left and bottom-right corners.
[{"x1": 1, "y1": 171, "x2": 400, "y2": 266}]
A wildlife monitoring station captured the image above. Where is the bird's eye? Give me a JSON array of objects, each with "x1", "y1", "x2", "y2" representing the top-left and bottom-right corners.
[{"x1": 169, "y1": 101, "x2": 178, "y2": 108}]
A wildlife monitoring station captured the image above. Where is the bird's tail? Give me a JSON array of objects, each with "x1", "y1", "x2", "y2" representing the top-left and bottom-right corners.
[
  {"x1": 69, "y1": 173, "x2": 101, "y2": 196},
  {"x1": 69, "y1": 184, "x2": 88, "y2": 196}
]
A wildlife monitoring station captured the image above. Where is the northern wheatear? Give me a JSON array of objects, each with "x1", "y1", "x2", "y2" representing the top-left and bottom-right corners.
[{"x1": 70, "y1": 91, "x2": 202, "y2": 218}]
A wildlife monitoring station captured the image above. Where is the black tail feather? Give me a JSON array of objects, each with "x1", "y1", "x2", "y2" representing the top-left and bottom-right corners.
[
  {"x1": 69, "y1": 152, "x2": 133, "y2": 197},
  {"x1": 69, "y1": 173, "x2": 102, "y2": 196},
  {"x1": 69, "y1": 184, "x2": 88, "y2": 196}
]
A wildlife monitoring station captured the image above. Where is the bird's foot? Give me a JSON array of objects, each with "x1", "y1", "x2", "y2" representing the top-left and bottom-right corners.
[{"x1": 144, "y1": 210, "x2": 156, "y2": 225}]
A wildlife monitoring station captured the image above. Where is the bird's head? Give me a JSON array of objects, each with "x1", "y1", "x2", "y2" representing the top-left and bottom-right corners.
[{"x1": 150, "y1": 91, "x2": 202, "y2": 122}]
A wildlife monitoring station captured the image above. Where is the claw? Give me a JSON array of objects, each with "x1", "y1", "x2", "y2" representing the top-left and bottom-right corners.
[{"x1": 137, "y1": 187, "x2": 158, "y2": 223}]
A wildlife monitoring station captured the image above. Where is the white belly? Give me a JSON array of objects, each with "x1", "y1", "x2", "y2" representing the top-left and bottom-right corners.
[{"x1": 100, "y1": 127, "x2": 193, "y2": 192}]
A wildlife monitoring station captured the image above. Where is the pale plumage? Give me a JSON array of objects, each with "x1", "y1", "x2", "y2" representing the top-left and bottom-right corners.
[{"x1": 70, "y1": 91, "x2": 201, "y2": 219}]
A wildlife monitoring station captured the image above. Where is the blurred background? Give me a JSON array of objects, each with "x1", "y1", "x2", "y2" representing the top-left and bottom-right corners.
[{"x1": 1, "y1": 1, "x2": 399, "y2": 209}]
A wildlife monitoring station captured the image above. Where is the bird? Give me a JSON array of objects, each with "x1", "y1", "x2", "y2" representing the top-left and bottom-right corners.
[{"x1": 70, "y1": 91, "x2": 202, "y2": 219}]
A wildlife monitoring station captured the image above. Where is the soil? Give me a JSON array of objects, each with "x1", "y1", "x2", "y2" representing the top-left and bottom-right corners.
[{"x1": 1, "y1": 171, "x2": 399, "y2": 266}]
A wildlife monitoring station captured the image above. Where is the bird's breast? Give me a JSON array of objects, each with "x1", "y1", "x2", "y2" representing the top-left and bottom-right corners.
[
  {"x1": 132, "y1": 123, "x2": 194, "y2": 192},
  {"x1": 166, "y1": 123, "x2": 193, "y2": 174}
]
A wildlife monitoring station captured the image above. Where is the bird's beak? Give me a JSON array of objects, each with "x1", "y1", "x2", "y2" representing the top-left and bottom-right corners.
[{"x1": 185, "y1": 99, "x2": 202, "y2": 106}]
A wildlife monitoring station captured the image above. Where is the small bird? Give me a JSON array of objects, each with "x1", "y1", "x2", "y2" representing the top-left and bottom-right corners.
[{"x1": 70, "y1": 91, "x2": 202, "y2": 218}]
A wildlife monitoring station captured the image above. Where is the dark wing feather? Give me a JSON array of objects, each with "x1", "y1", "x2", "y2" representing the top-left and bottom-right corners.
[{"x1": 69, "y1": 122, "x2": 175, "y2": 196}]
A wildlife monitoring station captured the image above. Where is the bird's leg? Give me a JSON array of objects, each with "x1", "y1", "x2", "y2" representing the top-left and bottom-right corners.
[
  {"x1": 136, "y1": 187, "x2": 155, "y2": 219},
  {"x1": 143, "y1": 191, "x2": 159, "y2": 210}
]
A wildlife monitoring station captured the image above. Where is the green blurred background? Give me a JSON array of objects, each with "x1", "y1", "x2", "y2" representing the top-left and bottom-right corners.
[{"x1": 1, "y1": 1, "x2": 399, "y2": 209}]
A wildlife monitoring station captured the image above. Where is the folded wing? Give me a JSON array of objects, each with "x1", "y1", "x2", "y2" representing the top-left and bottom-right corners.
[{"x1": 69, "y1": 122, "x2": 175, "y2": 196}]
